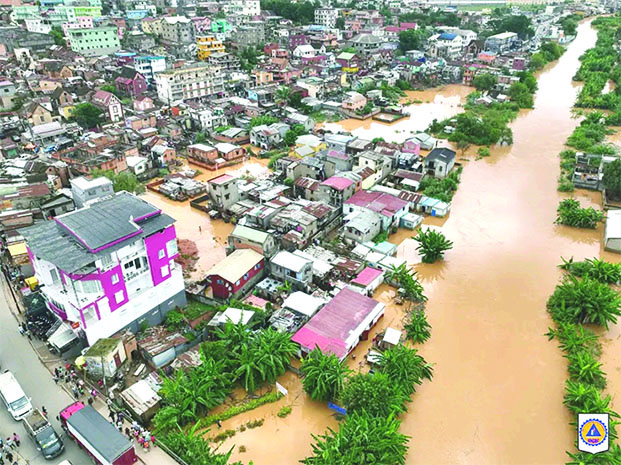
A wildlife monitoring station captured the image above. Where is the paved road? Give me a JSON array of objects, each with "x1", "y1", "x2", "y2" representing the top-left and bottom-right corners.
[{"x1": 0, "y1": 281, "x2": 90, "y2": 465}]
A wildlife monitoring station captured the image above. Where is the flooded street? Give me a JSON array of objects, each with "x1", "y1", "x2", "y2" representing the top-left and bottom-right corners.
[{"x1": 143, "y1": 157, "x2": 270, "y2": 279}]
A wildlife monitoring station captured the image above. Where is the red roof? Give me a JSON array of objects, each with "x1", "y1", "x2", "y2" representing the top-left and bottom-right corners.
[
  {"x1": 208, "y1": 174, "x2": 235, "y2": 185},
  {"x1": 291, "y1": 287, "x2": 382, "y2": 359},
  {"x1": 351, "y1": 267, "x2": 383, "y2": 287},
  {"x1": 321, "y1": 176, "x2": 353, "y2": 191},
  {"x1": 345, "y1": 190, "x2": 408, "y2": 218}
]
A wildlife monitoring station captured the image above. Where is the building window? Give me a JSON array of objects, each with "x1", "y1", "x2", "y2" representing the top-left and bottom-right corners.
[
  {"x1": 111, "y1": 274, "x2": 119, "y2": 285},
  {"x1": 166, "y1": 239, "x2": 178, "y2": 257},
  {"x1": 158, "y1": 249, "x2": 165, "y2": 259},
  {"x1": 161, "y1": 265, "x2": 170, "y2": 277},
  {"x1": 114, "y1": 290, "x2": 125, "y2": 304}
]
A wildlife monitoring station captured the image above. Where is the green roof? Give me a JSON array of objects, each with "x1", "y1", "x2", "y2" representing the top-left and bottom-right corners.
[
  {"x1": 337, "y1": 52, "x2": 355, "y2": 60},
  {"x1": 85, "y1": 338, "x2": 119, "y2": 357},
  {"x1": 231, "y1": 225, "x2": 270, "y2": 244}
]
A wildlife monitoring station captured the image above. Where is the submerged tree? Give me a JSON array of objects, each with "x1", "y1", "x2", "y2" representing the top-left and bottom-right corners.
[
  {"x1": 341, "y1": 373, "x2": 409, "y2": 418},
  {"x1": 403, "y1": 309, "x2": 431, "y2": 343},
  {"x1": 301, "y1": 412, "x2": 409, "y2": 465},
  {"x1": 547, "y1": 276, "x2": 621, "y2": 328},
  {"x1": 414, "y1": 228, "x2": 453, "y2": 263},
  {"x1": 376, "y1": 345, "x2": 433, "y2": 397},
  {"x1": 301, "y1": 348, "x2": 351, "y2": 402}
]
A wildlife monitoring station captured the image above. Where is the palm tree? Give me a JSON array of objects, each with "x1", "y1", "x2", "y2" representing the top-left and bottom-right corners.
[
  {"x1": 377, "y1": 345, "x2": 433, "y2": 397},
  {"x1": 276, "y1": 85, "x2": 291, "y2": 106},
  {"x1": 301, "y1": 348, "x2": 352, "y2": 402},
  {"x1": 403, "y1": 309, "x2": 431, "y2": 344},
  {"x1": 385, "y1": 264, "x2": 427, "y2": 302},
  {"x1": 302, "y1": 412, "x2": 409, "y2": 465},
  {"x1": 414, "y1": 228, "x2": 453, "y2": 263},
  {"x1": 254, "y1": 328, "x2": 297, "y2": 383}
]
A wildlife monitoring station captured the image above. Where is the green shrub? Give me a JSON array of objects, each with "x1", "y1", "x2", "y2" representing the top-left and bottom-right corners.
[
  {"x1": 203, "y1": 392, "x2": 282, "y2": 426},
  {"x1": 277, "y1": 406, "x2": 292, "y2": 418},
  {"x1": 555, "y1": 199, "x2": 604, "y2": 229}
]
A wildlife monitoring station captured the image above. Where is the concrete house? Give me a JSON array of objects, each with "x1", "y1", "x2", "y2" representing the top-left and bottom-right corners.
[
  {"x1": 424, "y1": 147, "x2": 456, "y2": 179},
  {"x1": 207, "y1": 173, "x2": 240, "y2": 211},
  {"x1": 227, "y1": 224, "x2": 278, "y2": 258},
  {"x1": 270, "y1": 250, "x2": 313, "y2": 291},
  {"x1": 205, "y1": 249, "x2": 265, "y2": 300},
  {"x1": 92, "y1": 90, "x2": 124, "y2": 123},
  {"x1": 70, "y1": 176, "x2": 114, "y2": 209},
  {"x1": 20, "y1": 192, "x2": 186, "y2": 346},
  {"x1": 605, "y1": 210, "x2": 621, "y2": 253},
  {"x1": 187, "y1": 143, "x2": 218, "y2": 166},
  {"x1": 343, "y1": 209, "x2": 382, "y2": 244},
  {"x1": 344, "y1": 190, "x2": 409, "y2": 231},
  {"x1": 115, "y1": 67, "x2": 147, "y2": 96},
  {"x1": 316, "y1": 175, "x2": 357, "y2": 207}
]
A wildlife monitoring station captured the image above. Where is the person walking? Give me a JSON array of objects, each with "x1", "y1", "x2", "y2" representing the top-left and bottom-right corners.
[
  {"x1": 41, "y1": 406, "x2": 47, "y2": 417},
  {"x1": 87, "y1": 396, "x2": 94, "y2": 406},
  {"x1": 4, "y1": 452, "x2": 11, "y2": 464},
  {"x1": 11, "y1": 434, "x2": 18, "y2": 448},
  {"x1": 5, "y1": 437, "x2": 12, "y2": 449}
]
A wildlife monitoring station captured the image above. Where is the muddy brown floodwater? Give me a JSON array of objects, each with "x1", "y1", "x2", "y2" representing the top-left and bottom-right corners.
[
  {"x1": 149, "y1": 20, "x2": 621, "y2": 464},
  {"x1": 220, "y1": 20, "x2": 618, "y2": 465}
]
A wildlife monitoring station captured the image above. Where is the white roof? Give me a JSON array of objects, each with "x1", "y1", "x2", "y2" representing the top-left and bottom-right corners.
[
  {"x1": 188, "y1": 143, "x2": 215, "y2": 152},
  {"x1": 295, "y1": 44, "x2": 315, "y2": 53},
  {"x1": 271, "y1": 250, "x2": 311, "y2": 273},
  {"x1": 70, "y1": 176, "x2": 112, "y2": 190},
  {"x1": 605, "y1": 210, "x2": 621, "y2": 241},
  {"x1": 164, "y1": 15, "x2": 191, "y2": 24},
  {"x1": 282, "y1": 291, "x2": 326, "y2": 317},
  {"x1": 382, "y1": 327, "x2": 402, "y2": 346},
  {"x1": 126, "y1": 156, "x2": 148, "y2": 168},
  {"x1": 209, "y1": 308, "x2": 255, "y2": 326},
  {"x1": 215, "y1": 142, "x2": 239, "y2": 153}
]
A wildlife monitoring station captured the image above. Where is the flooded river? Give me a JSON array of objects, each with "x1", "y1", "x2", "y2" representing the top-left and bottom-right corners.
[
  {"x1": 220, "y1": 19, "x2": 617, "y2": 465},
  {"x1": 400, "y1": 20, "x2": 614, "y2": 465},
  {"x1": 147, "y1": 19, "x2": 621, "y2": 464}
]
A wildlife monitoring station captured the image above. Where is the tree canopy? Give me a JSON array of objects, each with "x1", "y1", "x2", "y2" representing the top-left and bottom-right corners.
[
  {"x1": 70, "y1": 103, "x2": 103, "y2": 129},
  {"x1": 603, "y1": 158, "x2": 621, "y2": 200},
  {"x1": 284, "y1": 123, "x2": 307, "y2": 146},
  {"x1": 260, "y1": 0, "x2": 316, "y2": 24},
  {"x1": 489, "y1": 14, "x2": 534, "y2": 38},
  {"x1": 301, "y1": 348, "x2": 351, "y2": 402},
  {"x1": 473, "y1": 73, "x2": 498, "y2": 93},
  {"x1": 398, "y1": 29, "x2": 426, "y2": 52}
]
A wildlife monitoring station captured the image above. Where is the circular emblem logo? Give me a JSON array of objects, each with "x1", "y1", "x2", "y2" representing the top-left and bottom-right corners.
[{"x1": 579, "y1": 419, "x2": 608, "y2": 447}]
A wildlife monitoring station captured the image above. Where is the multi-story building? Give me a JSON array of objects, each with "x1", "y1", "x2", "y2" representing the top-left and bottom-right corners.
[
  {"x1": 160, "y1": 15, "x2": 195, "y2": 45},
  {"x1": 62, "y1": 16, "x2": 94, "y2": 45},
  {"x1": 154, "y1": 62, "x2": 224, "y2": 103},
  {"x1": 224, "y1": 0, "x2": 260, "y2": 17},
  {"x1": 0, "y1": 27, "x2": 55, "y2": 53},
  {"x1": 314, "y1": 8, "x2": 338, "y2": 28},
  {"x1": 207, "y1": 52, "x2": 240, "y2": 71},
  {"x1": 20, "y1": 192, "x2": 186, "y2": 346},
  {"x1": 11, "y1": 5, "x2": 39, "y2": 21},
  {"x1": 484, "y1": 32, "x2": 518, "y2": 53},
  {"x1": 70, "y1": 176, "x2": 114, "y2": 208},
  {"x1": 68, "y1": 26, "x2": 120, "y2": 56},
  {"x1": 196, "y1": 35, "x2": 225, "y2": 60},
  {"x1": 49, "y1": 5, "x2": 102, "y2": 24},
  {"x1": 235, "y1": 24, "x2": 265, "y2": 48},
  {"x1": 134, "y1": 55, "x2": 166, "y2": 84}
]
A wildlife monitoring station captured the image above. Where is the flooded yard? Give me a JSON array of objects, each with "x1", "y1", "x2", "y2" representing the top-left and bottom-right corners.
[
  {"x1": 331, "y1": 84, "x2": 472, "y2": 143},
  {"x1": 142, "y1": 157, "x2": 270, "y2": 279}
]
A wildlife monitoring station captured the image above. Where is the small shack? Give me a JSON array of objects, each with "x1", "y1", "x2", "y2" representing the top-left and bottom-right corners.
[
  {"x1": 400, "y1": 212, "x2": 423, "y2": 230},
  {"x1": 350, "y1": 267, "x2": 384, "y2": 295},
  {"x1": 83, "y1": 338, "x2": 127, "y2": 378},
  {"x1": 120, "y1": 379, "x2": 161, "y2": 422},
  {"x1": 605, "y1": 210, "x2": 621, "y2": 253},
  {"x1": 380, "y1": 327, "x2": 402, "y2": 350}
]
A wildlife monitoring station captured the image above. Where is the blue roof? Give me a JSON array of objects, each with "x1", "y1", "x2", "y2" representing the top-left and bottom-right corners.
[{"x1": 439, "y1": 32, "x2": 457, "y2": 41}]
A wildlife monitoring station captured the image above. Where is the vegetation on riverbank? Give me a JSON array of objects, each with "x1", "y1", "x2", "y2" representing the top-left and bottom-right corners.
[
  {"x1": 546, "y1": 259, "x2": 621, "y2": 462},
  {"x1": 418, "y1": 167, "x2": 462, "y2": 202},
  {"x1": 555, "y1": 198, "x2": 604, "y2": 229},
  {"x1": 414, "y1": 228, "x2": 453, "y2": 263},
  {"x1": 574, "y1": 16, "x2": 621, "y2": 110}
]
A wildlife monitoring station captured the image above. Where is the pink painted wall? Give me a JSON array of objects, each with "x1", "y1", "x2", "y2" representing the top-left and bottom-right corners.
[
  {"x1": 100, "y1": 264, "x2": 128, "y2": 312},
  {"x1": 144, "y1": 225, "x2": 178, "y2": 287}
]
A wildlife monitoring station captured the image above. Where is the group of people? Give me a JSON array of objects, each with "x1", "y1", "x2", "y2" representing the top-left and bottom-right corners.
[
  {"x1": 53, "y1": 365, "x2": 98, "y2": 406},
  {"x1": 127, "y1": 421, "x2": 155, "y2": 452},
  {"x1": 0, "y1": 433, "x2": 20, "y2": 465}
]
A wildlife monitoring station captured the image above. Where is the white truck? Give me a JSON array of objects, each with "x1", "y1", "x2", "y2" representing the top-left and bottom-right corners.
[
  {"x1": 23, "y1": 409, "x2": 64, "y2": 460},
  {"x1": 0, "y1": 371, "x2": 33, "y2": 420}
]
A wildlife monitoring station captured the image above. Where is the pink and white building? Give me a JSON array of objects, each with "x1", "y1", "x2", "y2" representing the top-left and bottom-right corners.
[
  {"x1": 21, "y1": 192, "x2": 186, "y2": 346},
  {"x1": 62, "y1": 17, "x2": 94, "y2": 46}
]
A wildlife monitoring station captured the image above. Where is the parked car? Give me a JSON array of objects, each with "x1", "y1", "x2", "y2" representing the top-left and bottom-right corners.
[
  {"x1": 23, "y1": 409, "x2": 64, "y2": 459},
  {"x1": 0, "y1": 371, "x2": 33, "y2": 420}
]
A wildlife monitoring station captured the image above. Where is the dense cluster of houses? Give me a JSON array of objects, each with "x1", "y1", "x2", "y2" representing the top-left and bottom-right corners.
[{"x1": 0, "y1": 0, "x2": 612, "y2": 423}]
